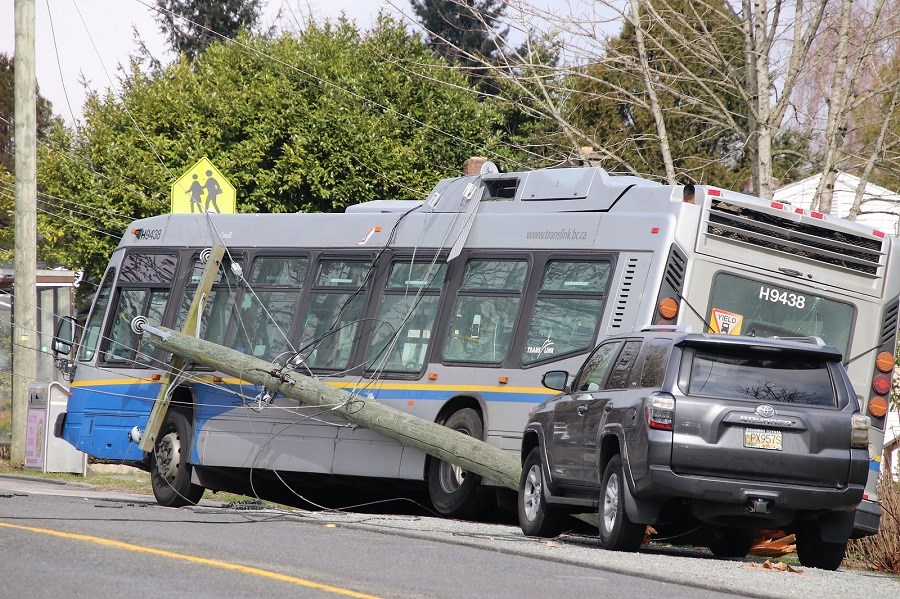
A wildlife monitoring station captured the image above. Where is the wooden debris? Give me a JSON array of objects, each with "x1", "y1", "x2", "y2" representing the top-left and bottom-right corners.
[
  {"x1": 750, "y1": 531, "x2": 796, "y2": 557},
  {"x1": 748, "y1": 559, "x2": 803, "y2": 574}
]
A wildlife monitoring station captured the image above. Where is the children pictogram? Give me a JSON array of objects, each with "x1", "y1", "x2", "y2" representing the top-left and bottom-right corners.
[
  {"x1": 171, "y1": 158, "x2": 236, "y2": 214},
  {"x1": 187, "y1": 174, "x2": 203, "y2": 213},
  {"x1": 203, "y1": 170, "x2": 223, "y2": 212}
]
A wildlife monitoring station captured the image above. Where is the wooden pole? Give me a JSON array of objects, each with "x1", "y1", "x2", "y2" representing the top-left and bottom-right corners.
[
  {"x1": 145, "y1": 327, "x2": 522, "y2": 491},
  {"x1": 11, "y1": 0, "x2": 37, "y2": 468},
  {"x1": 138, "y1": 245, "x2": 226, "y2": 452}
]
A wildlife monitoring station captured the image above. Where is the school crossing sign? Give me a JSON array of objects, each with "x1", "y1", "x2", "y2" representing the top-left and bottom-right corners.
[{"x1": 171, "y1": 158, "x2": 236, "y2": 214}]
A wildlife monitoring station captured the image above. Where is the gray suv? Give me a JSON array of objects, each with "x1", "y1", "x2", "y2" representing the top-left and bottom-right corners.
[{"x1": 518, "y1": 327, "x2": 870, "y2": 570}]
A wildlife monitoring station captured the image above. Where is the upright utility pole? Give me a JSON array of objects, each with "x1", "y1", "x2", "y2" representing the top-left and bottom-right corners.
[{"x1": 11, "y1": 0, "x2": 37, "y2": 468}]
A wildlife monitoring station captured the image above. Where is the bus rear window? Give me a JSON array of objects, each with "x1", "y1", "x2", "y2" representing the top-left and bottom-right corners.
[{"x1": 707, "y1": 273, "x2": 853, "y2": 357}]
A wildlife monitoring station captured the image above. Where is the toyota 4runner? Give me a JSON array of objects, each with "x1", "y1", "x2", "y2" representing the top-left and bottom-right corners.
[{"x1": 518, "y1": 327, "x2": 870, "y2": 570}]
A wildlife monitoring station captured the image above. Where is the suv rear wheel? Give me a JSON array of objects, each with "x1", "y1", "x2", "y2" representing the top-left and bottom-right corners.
[
  {"x1": 518, "y1": 447, "x2": 565, "y2": 537},
  {"x1": 796, "y1": 522, "x2": 848, "y2": 570},
  {"x1": 598, "y1": 455, "x2": 645, "y2": 551}
]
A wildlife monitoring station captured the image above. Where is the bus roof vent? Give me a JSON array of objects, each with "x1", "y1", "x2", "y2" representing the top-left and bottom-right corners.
[
  {"x1": 706, "y1": 199, "x2": 885, "y2": 276},
  {"x1": 484, "y1": 177, "x2": 519, "y2": 200},
  {"x1": 880, "y1": 299, "x2": 899, "y2": 346},
  {"x1": 610, "y1": 257, "x2": 639, "y2": 329}
]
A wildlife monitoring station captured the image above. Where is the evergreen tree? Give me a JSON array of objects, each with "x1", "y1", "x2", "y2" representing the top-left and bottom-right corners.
[
  {"x1": 35, "y1": 17, "x2": 508, "y2": 288},
  {"x1": 154, "y1": 0, "x2": 262, "y2": 62},
  {"x1": 0, "y1": 53, "x2": 56, "y2": 175},
  {"x1": 411, "y1": 0, "x2": 508, "y2": 92}
]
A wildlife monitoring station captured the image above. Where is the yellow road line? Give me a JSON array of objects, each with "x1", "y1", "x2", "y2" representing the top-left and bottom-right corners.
[{"x1": 0, "y1": 521, "x2": 380, "y2": 599}]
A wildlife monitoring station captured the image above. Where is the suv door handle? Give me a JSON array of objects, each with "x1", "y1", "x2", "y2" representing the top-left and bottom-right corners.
[{"x1": 577, "y1": 404, "x2": 588, "y2": 416}]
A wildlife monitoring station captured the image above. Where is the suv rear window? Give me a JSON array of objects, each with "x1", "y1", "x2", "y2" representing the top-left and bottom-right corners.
[{"x1": 686, "y1": 349, "x2": 836, "y2": 407}]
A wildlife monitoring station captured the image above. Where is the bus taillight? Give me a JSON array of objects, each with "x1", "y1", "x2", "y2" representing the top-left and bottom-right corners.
[
  {"x1": 875, "y1": 351, "x2": 894, "y2": 373},
  {"x1": 868, "y1": 396, "x2": 888, "y2": 419},
  {"x1": 658, "y1": 297, "x2": 678, "y2": 321},
  {"x1": 872, "y1": 374, "x2": 891, "y2": 396}
]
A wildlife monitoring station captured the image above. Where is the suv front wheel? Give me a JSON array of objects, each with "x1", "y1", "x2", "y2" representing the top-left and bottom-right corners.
[
  {"x1": 518, "y1": 447, "x2": 565, "y2": 537},
  {"x1": 598, "y1": 455, "x2": 645, "y2": 551}
]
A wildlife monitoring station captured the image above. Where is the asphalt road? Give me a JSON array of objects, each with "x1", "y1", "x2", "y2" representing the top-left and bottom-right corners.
[{"x1": 0, "y1": 475, "x2": 896, "y2": 598}]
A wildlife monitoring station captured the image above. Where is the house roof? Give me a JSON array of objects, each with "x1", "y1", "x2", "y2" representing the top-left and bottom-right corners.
[{"x1": 774, "y1": 172, "x2": 900, "y2": 235}]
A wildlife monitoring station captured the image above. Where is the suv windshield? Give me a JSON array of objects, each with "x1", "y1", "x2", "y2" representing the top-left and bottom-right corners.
[{"x1": 686, "y1": 348, "x2": 836, "y2": 407}]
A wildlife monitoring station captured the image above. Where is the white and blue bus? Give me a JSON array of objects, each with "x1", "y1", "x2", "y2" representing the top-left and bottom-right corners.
[{"x1": 53, "y1": 165, "x2": 899, "y2": 533}]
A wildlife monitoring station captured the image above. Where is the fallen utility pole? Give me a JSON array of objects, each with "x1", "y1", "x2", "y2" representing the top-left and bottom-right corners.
[{"x1": 144, "y1": 326, "x2": 522, "y2": 491}]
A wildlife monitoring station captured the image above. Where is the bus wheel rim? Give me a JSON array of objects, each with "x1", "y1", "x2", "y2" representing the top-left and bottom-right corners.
[{"x1": 157, "y1": 431, "x2": 181, "y2": 481}]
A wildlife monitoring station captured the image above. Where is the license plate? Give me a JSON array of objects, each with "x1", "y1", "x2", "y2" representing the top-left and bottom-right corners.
[{"x1": 743, "y1": 428, "x2": 782, "y2": 451}]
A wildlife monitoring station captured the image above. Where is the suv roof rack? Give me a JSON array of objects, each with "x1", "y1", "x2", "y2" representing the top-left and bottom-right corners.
[{"x1": 641, "y1": 324, "x2": 693, "y2": 333}]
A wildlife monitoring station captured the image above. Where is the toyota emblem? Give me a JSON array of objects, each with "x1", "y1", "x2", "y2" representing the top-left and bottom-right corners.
[{"x1": 755, "y1": 404, "x2": 776, "y2": 418}]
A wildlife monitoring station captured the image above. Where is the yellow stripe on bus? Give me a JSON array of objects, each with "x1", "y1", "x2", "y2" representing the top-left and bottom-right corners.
[{"x1": 71, "y1": 377, "x2": 551, "y2": 395}]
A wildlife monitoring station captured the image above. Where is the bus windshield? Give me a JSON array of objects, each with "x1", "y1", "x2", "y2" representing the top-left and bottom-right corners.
[{"x1": 707, "y1": 272, "x2": 854, "y2": 357}]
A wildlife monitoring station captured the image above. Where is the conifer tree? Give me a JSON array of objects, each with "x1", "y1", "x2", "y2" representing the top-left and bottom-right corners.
[{"x1": 154, "y1": 0, "x2": 262, "y2": 61}]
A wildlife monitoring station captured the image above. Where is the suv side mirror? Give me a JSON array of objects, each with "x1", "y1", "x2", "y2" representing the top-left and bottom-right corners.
[{"x1": 542, "y1": 370, "x2": 569, "y2": 392}]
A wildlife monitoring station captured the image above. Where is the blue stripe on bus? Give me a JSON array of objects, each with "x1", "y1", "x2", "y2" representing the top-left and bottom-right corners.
[{"x1": 64, "y1": 381, "x2": 553, "y2": 461}]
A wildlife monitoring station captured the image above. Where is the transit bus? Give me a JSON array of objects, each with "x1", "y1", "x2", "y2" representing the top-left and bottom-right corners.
[{"x1": 52, "y1": 165, "x2": 899, "y2": 534}]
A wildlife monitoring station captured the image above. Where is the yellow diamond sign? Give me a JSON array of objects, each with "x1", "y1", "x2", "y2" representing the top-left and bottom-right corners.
[{"x1": 171, "y1": 157, "x2": 236, "y2": 214}]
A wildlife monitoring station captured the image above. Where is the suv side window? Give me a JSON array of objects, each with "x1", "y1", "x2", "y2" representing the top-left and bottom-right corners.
[
  {"x1": 605, "y1": 340, "x2": 643, "y2": 389},
  {"x1": 640, "y1": 339, "x2": 673, "y2": 388},
  {"x1": 575, "y1": 341, "x2": 623, "y2": 391}
]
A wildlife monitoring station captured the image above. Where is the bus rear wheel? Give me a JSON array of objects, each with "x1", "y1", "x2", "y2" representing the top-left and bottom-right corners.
[
  {"x1": 427, "y1": 408, "x2": 492, "y2": 519},
  {"x1": 151, "y1": 410, "x2": 204, "y2": 507}
]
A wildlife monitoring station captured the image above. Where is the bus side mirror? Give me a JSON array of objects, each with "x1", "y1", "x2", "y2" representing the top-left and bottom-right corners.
[
  {"x1": 53, "y1": 316, "x2": 78, "y2": 382},
  {"x1": 52, "y1": 316, "x2": 76, "y2": 356},
  {"x1": 542, "y1": 370, "x2": 569, "y2": 392}
]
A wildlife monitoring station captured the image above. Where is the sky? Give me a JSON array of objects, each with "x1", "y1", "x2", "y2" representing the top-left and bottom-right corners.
[{"x1": 0, "y1": 1, "x2": 405, "y2": 126}]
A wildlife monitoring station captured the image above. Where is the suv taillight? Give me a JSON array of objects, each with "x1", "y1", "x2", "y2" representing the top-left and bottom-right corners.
[
  {"x1": 647, "y1": 393, "x2": 675, "y2": 430},
  {"x1": 851, "y1": 413, "x2": 870, "y2": 449}
]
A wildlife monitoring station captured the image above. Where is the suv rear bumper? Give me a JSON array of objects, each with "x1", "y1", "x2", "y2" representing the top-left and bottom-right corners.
[{"x1": 644, "y1": 465, "x2": 864, "y2": 513}]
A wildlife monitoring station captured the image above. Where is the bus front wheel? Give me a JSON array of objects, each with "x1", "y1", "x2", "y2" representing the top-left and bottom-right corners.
[
  {"x1": 150, "y1": 410, "x2": 205, "y2": 507},
  {"x1": 427, "y1": 408, "x2": 492, "y2": 519}
]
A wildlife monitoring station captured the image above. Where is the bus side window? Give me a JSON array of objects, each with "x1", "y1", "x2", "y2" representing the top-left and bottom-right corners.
[
  {"x1": 78, "y1": 268, "x2": 116, "y2": 362},
  {"x1": 442, "y1": 258, "x2": 527, "y2": 364},
  {"x1": 522, "y1": 260, "x2": 611, "y2": 364},
  {"x1": 367, "y1": 261, "x2": 447, "y2": 373},
  {"x1": 174, "y1": 254, "x2": 242, "y2": 348},
  {"x1": 231, "y1": 257, "x2": 308, "y2": 361},
  {"x1": 298, "y1": 259, "x2": 372, "y2": 371}
]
